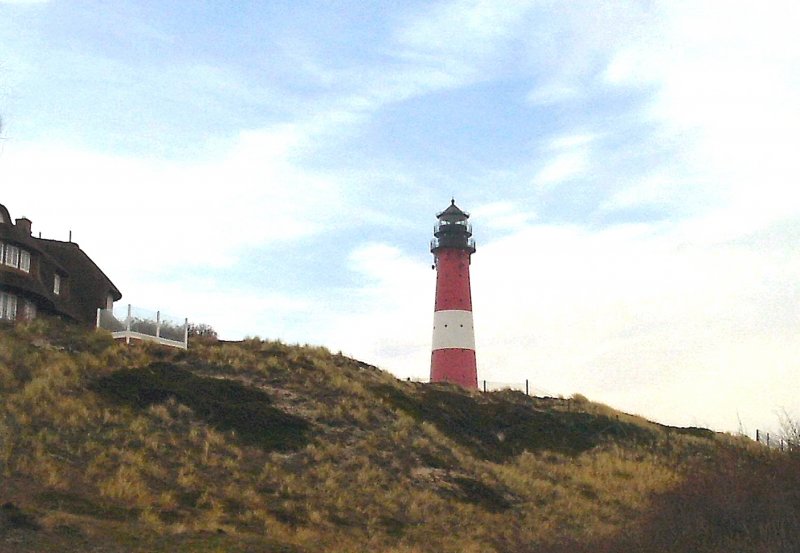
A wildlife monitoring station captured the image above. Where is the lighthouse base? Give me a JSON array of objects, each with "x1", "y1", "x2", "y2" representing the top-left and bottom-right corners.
[{"x1": 430, "y1": 349, "x2": 477, "y2": 389}]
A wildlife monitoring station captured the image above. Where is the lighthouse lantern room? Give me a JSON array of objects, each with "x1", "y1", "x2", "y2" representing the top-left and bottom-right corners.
[{"x1": 430, "y1": 199, "x2": 478, "y2": 389}]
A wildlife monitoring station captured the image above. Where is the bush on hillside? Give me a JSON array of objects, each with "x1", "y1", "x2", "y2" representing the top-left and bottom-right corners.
[{"x1": 187, "y1": 322, "x2": 218, "y2": 342}]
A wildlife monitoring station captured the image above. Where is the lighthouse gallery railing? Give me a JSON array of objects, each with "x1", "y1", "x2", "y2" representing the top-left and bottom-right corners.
[{"x1": 430, "y1": 236, "x2": 476, "y2": 250}]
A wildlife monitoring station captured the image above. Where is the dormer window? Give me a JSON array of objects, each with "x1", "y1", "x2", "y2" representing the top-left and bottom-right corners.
[
  {"x1": 54, "y1": 274, "x2": 61, "y2": 295},
  {"x1": 0, "y1": 243, "x2": 31, "y2": 273},
  {"x1": 19, "y1": 251, "x2": 31, "y2": 273},
  {"x1": 4, "y1": 244, "x2": 20, "y2": 268}
]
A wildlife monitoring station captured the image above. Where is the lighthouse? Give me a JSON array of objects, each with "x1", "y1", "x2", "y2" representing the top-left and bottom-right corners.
[{"x1": 430, "y1": 199, "x2": 478, "y2": 389}]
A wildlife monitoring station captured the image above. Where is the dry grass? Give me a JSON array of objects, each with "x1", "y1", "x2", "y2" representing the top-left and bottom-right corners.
[{"x1": 1, "y1": 317, "x2": 796, "y2": 552}]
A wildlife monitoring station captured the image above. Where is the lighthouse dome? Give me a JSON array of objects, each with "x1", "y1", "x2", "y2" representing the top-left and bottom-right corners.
[{"x1": 436, "y1": 199, "x2": 469, "y2": 222}]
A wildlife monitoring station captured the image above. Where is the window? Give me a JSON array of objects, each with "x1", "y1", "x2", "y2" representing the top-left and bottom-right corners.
[
  {"x1": 22, "y1": 300, "x2": 36, "y2": 321},
  {"x1": 0, "y1": 292, "x2": 18, "y2": 320},
  {"x1": 54, "y1": 274, "x2": 61, "y2": 295},
  {"x1": 1, "y1": 244, "x2": 31, "y2": 272},
  {"x1": 20, "y1": 250, "x2": 31, "y2": 273},
  {"x1": 4, "y1": 244, "x2": 19, "y2": 268}
]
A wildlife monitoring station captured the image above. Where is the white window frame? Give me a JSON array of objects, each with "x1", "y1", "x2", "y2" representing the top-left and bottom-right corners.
[
  {"x1": 0, "y1": 292, "x2": 18, "y2": 320},
  {"x1": 4, "y1": 244, "x2": 19, "y2": 268},
  {"x1": 19, "y1": 250, "x2": 31, "y2": 273}
]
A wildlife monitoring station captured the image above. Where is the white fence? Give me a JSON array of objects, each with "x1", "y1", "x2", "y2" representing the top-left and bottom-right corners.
[{"x1": 97, "y1": 304, "x2": 188, "y2": 349}]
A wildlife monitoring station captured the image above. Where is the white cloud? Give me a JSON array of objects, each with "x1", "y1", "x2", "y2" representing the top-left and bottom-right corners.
[
  {"x1": 395, "y1": 0, "x2": 534, "y2": 65},
  {"x1": 318, "y1": 242, "x2": 434, "y2": 378},
  {"x1": 601, "y1": 173, "x2": 689, "y2": 212},
  {"x1": 323, "y1": 0, "x2": 540, "y2": 113},
  {"x1": 531, "y1": 132, "x2": 598, "y2": 189},
  {"x1": 548, "y1": 133, "x2": 597, "y2": 151},
  {"x1": 0, "y1": 123, "x2": 344, "y2": 287},
  {"x1": 601, "y1": 3, "x2": 800, "y2": 213},
  {"x1": 118, "y1": 277, "x2": 317, "y2": 342},
  {"x1": 471, "y1": 201, "x2": 534, "y2": 231},
  {"x1": 468, "y1": 220, "x2": 799, "y2": 432},
  {"x1": 533, "y1": 150, "x2": 588, "y2": 189},
  {"x1": 526, "y1": 82, "x2": 581, "y2": 105},
  {"x1": 602, "y1": 48, "x2": 640, "y2": 86}
]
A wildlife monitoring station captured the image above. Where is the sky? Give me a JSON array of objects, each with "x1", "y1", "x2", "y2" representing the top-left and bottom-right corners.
[{"x1": 1, "y1": 0, "x2": 798, "y2": 435}]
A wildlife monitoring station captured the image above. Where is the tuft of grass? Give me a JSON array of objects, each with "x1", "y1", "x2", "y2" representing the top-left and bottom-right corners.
[
  {"x1": 447, "y1": 476, "x2": 514, "y2": 513},
  {"x1": 35, "y1": 490, "x2": 135, "y2": 521}
]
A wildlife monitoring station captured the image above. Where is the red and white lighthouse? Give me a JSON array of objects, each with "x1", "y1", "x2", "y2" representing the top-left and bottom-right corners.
[{"x1": 430, "y1": 200, "x2": 477, "y2": 389}]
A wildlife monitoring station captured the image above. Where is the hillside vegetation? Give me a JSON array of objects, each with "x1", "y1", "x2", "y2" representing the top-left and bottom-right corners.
[{"x1": 1, "y1": 318, "x2": 798, "y2": 552}]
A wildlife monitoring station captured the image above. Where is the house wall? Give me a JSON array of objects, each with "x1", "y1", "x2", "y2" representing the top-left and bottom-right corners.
[{"x1": 0, "y1": 203, "x2": 121, "y2": 325}]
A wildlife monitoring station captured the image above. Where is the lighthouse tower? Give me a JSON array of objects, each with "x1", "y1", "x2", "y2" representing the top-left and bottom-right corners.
[{"x1": 430, "y1": 200, "x2": 477, "y2": 389}]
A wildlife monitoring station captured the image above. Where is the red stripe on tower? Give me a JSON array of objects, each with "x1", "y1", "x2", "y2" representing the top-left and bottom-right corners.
[{"x1": 430, "y1": 199, "x2": 477, "y2": 389}]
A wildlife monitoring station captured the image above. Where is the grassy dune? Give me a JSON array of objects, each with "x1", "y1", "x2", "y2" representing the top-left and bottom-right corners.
[{"x1": 1, "y1": 318, "x2": 798, "y2": 552}]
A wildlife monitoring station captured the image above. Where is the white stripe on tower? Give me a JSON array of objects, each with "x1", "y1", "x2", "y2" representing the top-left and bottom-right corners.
[{"x1": 431, "y1": 310, "x2": 475, "y2": 350}]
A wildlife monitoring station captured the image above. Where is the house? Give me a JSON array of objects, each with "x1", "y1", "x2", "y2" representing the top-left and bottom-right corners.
[{"x1": 0, "y1": 203, "x2": 121, "y2": 325}]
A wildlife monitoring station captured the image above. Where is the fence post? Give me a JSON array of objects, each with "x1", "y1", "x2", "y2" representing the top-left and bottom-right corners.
[
  {"x1": 767, "y1": 433, "x2": 770, "y2": 448},
  {"x1": 126, "y1": 304, "x2": 132, "y2": 345},
  {"x1": 96, "y1": 308, "x2": 101, "y2": 329},
  {"x1": 756, "y1": 429, "x2": 760, "y2": 443},
  {"x1": 483, "y1": 380, "x2": 487, "y2": 393},
  {"x1": 156, "y1": 311, "x2": 161, "y2": 339},
  {"x1": 525, "y1": 379, "x2": 529, "y2": 396},
  {"x1": 183, "y1": 318, "x2": 189, "y2": 349}
]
